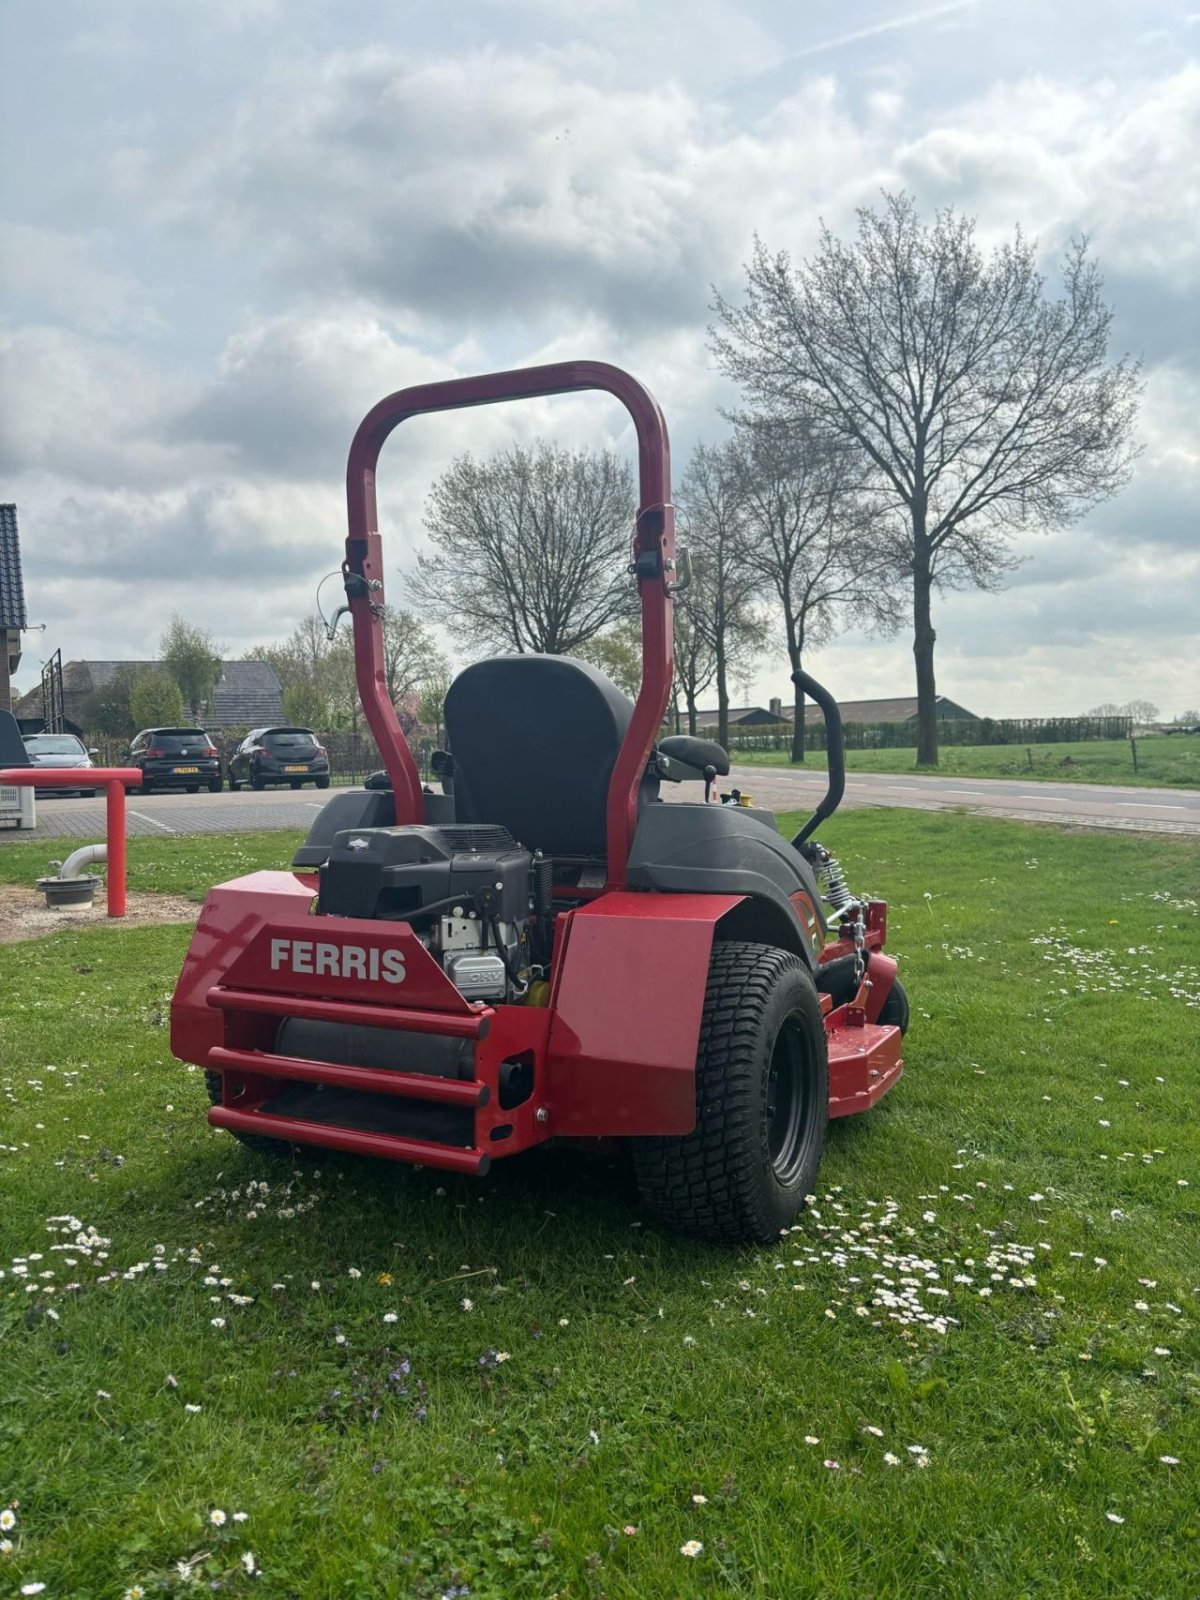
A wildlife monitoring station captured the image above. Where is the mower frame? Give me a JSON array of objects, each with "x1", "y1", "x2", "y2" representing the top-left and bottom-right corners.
[{"x1": 172, "y1": 361, "x2": 904, "y2": 1209}]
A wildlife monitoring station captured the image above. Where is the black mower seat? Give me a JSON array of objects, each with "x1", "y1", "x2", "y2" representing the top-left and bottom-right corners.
[{"x1": 444, "y1": 654, "x2": 656, "y2": 859}]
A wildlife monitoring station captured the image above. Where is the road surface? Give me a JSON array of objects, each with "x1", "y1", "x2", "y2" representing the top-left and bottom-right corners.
[{"x1": 4, "y1": 769, "x2": 1196, "y2": 844}]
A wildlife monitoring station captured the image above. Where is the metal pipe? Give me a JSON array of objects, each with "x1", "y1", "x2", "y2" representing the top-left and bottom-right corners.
[{"x1": 59, "y1": 843, "x2": 106, "y2": 879}]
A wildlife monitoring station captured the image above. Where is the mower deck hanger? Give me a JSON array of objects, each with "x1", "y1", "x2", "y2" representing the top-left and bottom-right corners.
[{"x1": 171, "y1": 361, "x2": 907, "y2": 1242}]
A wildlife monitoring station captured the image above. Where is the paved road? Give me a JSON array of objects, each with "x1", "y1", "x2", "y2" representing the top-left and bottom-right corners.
[
  {"x1": 4, "y1": 769, "x2": 1197, "y2": 844},
  {"x1": 723, "y1": 765, "x2": 1200, "y2": 837}
]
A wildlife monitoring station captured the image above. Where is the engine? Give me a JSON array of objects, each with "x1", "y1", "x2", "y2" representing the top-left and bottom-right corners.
[{"x1": 315, "y1": 824, "x2": 550, "y2": 1001}]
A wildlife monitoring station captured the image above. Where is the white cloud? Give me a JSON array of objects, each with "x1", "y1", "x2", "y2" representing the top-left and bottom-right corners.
[{"x1": 3, "y1": 7, "x2": 1196, "y2": 700}]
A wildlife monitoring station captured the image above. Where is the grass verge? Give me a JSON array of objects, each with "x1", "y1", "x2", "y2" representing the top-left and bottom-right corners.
[
  {"x1": 729, "y1": 734, "x2": 1199, "y2": 789},
  {"x1": 1, "y1": 811, "x2": 1198, "y2": 1598}
]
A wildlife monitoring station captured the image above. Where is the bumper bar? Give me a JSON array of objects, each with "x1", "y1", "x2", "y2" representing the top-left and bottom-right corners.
[
  {"x1": 208, "y1": 1044, "x2": 489, "y2": 1106},
  {"x1": 205, "y1": 985, "x2": 489, "y2": 1039},
  {"x1": 207, "y1": 1104, "x2": 491, "y2": 1175}
]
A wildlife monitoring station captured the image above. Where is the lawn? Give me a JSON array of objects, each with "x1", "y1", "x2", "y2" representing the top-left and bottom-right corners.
[
  {"x1": 1, "y1": 814, "x2": 1198, "y2": 1599},
  {"x1": 729, "y1": 734, "x2": 1200, "y2": 789}
]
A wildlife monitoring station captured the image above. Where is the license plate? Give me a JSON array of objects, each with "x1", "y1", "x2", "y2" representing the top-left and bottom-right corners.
[
  {"x1": 285, "y1": 764, "x2": 308, "y2": 772},
  {"x1": 173, "y1": 765, "x2": 199, "y2": 774}
]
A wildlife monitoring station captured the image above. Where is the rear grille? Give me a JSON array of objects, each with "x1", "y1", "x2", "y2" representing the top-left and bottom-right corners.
[{"x1": 428, "y1": 825, "x2": 517, "y2": 852}]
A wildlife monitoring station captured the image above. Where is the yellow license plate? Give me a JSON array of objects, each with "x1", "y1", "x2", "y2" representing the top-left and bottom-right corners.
[
  {"x1": 285, "y1": 764, "x2": 308, "y2": 772},
  {"x1": 173, "y1": 766, "x2": 199, "y2": 774}
]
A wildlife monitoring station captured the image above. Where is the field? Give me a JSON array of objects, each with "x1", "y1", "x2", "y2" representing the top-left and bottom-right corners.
[
  {"x1": 1, "y1": 814, "x2": 1198, "y2": 1599},
  {"x1": 729, "y1": 734, "x2": 1200, "y2": 789}
]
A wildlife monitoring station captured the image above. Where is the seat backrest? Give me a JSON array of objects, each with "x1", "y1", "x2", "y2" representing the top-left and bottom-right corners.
[
  {"x1": 0, "y1": 709, "x2": 32, "y2": 767},
  {"x1": 443, "y1": 655, "x2": 644, "y2": 858}
]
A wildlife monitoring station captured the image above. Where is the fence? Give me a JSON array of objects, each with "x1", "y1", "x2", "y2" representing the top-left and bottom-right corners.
[
  {"x1": 84, "y1": 713, "x2": 1137, "y2": 775},
  {"x1": 697, "y1": 715, "x2": 1135, "y2": 752}
]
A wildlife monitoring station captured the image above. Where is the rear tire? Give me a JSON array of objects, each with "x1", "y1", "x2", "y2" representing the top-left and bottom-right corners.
[
  {"x1": 228, "y1": 773, "x2": 240, "y2": 791},
  {"x1": 877, "y1": 976, "x2": 910, "y2": 1035},
  {"x1": 204, "y1": 1071, "x2": 305, "y2": 1160},
  {"x1": 251, "y1": 774, "x2": 266, "y2": 791},
  {"x1": 631, "y1": 942, "x2": 828, "y2": 1243}
]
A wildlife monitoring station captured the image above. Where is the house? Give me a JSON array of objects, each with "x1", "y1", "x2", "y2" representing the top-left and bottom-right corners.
[
  {"x1": 690, "y1": 705, "x2": 786, "y2": 728},
  {"x1": 0, "y1": 505, "x2": 27, "y2": 712},
  {"x1": 791, "y1": 694, "x2": 979, "y2": 724},
  {"x1": 13, "y1": 658, "x2": 284, "y2": 735}
]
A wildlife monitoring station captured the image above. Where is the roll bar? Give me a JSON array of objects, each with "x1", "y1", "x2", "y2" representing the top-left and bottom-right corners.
[
  {"x1": 343, "y1": 360, "x2": 675, "y2": 887},
  {"x1": 790, "y1": 670, "x2": 846, "y2": 847}
]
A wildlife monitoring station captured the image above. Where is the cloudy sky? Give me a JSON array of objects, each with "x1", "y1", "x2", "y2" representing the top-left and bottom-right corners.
[{"x1": 2, "y1": 0, "x2": 1197, "y2": 717}]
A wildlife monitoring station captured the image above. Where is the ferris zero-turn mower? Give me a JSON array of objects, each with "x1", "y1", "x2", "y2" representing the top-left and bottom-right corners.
[{"x1": 171, "y1": 362, "x2": 908, "y2": 1243}]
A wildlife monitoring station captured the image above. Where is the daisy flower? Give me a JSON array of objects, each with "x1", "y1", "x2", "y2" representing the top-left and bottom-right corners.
[
  {"x1": 680, "y1": 1540, "x2": 703, "y2": 1558},
  {"x1": 0, "y1": 1511, "x2": 14, "y2": 1532},
  {"x1": 209, "y1": 1508, "x2": 227, "y2": 1526}
]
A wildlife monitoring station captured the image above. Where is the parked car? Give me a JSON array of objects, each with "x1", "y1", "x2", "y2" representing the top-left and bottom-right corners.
[
  {"x1": 21, "y1": 732, "x2": 98, "y2": 797},
  {"x1": 228, "y1": 727, "x2": 331, "y2": 791},
  {"x1": 1163, "y1": 723, "x2": 1200, "y2": 736},
  {"x1": 126, "y1": 727, "x2": 223, "y2": 793}
]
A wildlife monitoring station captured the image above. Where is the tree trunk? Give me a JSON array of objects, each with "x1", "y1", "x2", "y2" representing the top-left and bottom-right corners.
[
  {"x1": 790, "y1": 672, "x2": 806, "y2": 763},
  {"x1": 715, "y1": 640, "x2": 729, "y2": 751},
  {"x1": 686, "y1": 688, "x2": 698, "y2": 735},
  {"x1": 912, "y1": 544, "x2": 939, "y2": 766}
]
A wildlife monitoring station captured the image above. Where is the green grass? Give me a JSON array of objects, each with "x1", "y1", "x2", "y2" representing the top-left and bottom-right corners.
[
  {"x1": 1, "y1": 813, "x2": 1198, "y2": 1599},
  {"x1": 730, "y1": 734, "x2": 1200, "y2": 789}
]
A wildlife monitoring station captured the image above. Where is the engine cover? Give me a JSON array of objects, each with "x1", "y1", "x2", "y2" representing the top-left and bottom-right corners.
[{"x1": 317, "y1": 824, "x2": 531, "y2": 925}]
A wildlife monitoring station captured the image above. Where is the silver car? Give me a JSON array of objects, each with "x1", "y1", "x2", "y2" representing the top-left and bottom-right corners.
[{"x1": 22, "y1": 733, "x2": 98, "y2": 797}]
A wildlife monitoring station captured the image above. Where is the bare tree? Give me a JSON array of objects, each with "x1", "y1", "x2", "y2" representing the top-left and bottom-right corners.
[
  {"x1": 678, "y1": 442, "x2": 766, "y2": 749},
  {"x1": 409, "y1": 441, "x2": 636, "y2": 657},
  {"x1": 671, "y1": 587, "x2": 718, "y2": 734},
  {"x1": 731, "y1": 415, "x2": 900, "y2": 761},
  {"x1": 712, "y1": 193, "x2": 1142, "y2": 764},
  {"x1": 253, "y1": 607, "x2": 446, "y2": 731}
]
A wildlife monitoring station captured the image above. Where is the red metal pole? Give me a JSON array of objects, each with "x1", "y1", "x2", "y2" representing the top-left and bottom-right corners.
[{"x1": 105, "y1": 778, "x2": 126, "y2": 917}]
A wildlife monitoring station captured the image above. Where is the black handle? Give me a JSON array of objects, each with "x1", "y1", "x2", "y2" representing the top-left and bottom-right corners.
[{"x1": 790, "y1": 670, "x2": 845, "y2": 847}]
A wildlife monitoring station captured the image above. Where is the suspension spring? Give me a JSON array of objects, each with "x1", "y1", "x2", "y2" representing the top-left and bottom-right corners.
[{"x1": 818, "y1": 853, "x2": 854, "y2": 913}]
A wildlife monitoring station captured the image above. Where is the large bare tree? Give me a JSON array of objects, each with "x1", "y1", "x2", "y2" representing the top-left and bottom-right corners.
[
  {"x1": 409, "y1": 440, "x2": 636, "y2": 657},
  {"x1": 677, "y1": 442, "x2": 766, "y2": 749},
  {"x1": 731, "y1": 415, "x2": 900, "y2": 761},
  {"x1": 712, "y1": 193, "x2": 1142, "y2": 764}
]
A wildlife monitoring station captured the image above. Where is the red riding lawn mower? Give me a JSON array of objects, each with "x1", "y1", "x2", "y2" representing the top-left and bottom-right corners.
[{"x1": 171, "y1": 362, "x2": 907, "y2": 1243}]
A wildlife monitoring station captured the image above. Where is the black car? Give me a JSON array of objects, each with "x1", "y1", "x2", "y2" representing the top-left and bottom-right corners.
[
  {"x1": 126, "y1": 727, "x2": 223, "y2": 794},
  {"x1": 228, "y1": 727, "x2": 331, "y2": 791}
]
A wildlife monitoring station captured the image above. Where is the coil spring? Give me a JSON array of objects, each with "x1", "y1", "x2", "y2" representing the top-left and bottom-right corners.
[{"x1": 818, "y1": 853, "x2": 854, "y2": 913}]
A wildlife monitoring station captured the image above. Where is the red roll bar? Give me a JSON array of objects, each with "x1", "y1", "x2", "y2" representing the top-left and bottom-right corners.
[{"x1": 344, "y1": 360, "x2": 675, "y2": 887}]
